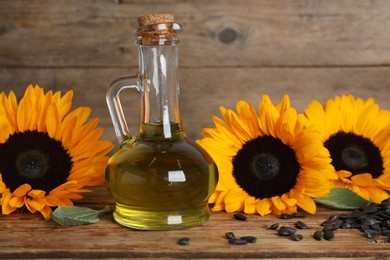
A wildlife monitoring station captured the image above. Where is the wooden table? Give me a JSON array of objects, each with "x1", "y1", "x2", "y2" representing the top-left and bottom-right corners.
[{"x1": 0, "y1": 186, "x2": 389, "y2": 259}]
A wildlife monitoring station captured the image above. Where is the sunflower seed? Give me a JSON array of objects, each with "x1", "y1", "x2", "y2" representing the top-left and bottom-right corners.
[
  {"x1": 278, "y1": 226, "x2": 296, "y2": 236},
  {"x1": 290, "y1": 234, "x2": 303, "y2": 241},
  {"x1": 292, "y1": 212, "x2": 306, "y2": 218},
  {"x1": 370, "y1": 224, "x2": 381, "y2": 233},
  {"x1": 344, "y1": 218, "x2": 359, "y2": 225},
  {"x1": 361, "y1": 223, "x2": 370, "y2": 232},
  {"x1": 370, "y1": 214, "x2": 384, "y2": 221},
  {"x1": 228, "y1": 238, "x2": 248, "y2": 245},
  {"x1": 240, "y1": 236, "x2": 257, "y2": 243},
  {"x1": 177, "y1": 237, "x2": 190, "y2": 245},
  {"x1": 377, "y1": 212, "x2": 390, "y2": 220},
  {"x1": 280, "y1": 214, "x2": 293, "y2": 219},
  {"x1": 321, "y1": 220, "x2": 331, "y2": 228},
  {"x1": 233, "y1": 213, "x2": 247, "y2": 221},
  {"x1": 365, "y1": 230, "x2": 380, "y2": 238},
  {"x1": 324, "y1": 226, "x2": 338, "y2": 232},
  {"x1": 341, "y1": 223, "x2": 352, "y2": 229},
  {"x1": 338, "y1": 214, "x2": 352, "y2": 220},
  {"x1": 334, "y1": 219, "x2": 344, "y2": 228},
  {"x1": 362, "y1": 207, "x2": 378, "y2": 214},
  {"x1": 381, "y1": 230, "x2": 390, "y2": 236},
  {"x1": 225, "y1": 232, "x2": 235, "y2": 240},
  {"x1": 328, "y1": 215, "x2": 338, "y2": 223},
  {"x1": 323, "y1": 230, "x2": 334, "y2": 241},
  {"x1": 381, "y1": 198, "x2": 390, "y2": 208},
  {"x1": 361, "y1": 217, "x2": 379, "y2": 226},
  {"x1": 269, "y1": 223, "x2": 279, "y2": 230},
  {"x1": 295, "y1": 221, "x2": 309, "y2": 229},
  {"x1": 313, "y1": 231, "x2": 323, "y2": 241}
]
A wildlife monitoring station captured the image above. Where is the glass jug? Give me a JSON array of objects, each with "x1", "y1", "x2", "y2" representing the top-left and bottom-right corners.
[{"x1": 105, "y1": 14, "x2": 218, "y2": 230}]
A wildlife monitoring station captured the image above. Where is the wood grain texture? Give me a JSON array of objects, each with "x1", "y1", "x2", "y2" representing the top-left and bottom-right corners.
[
  {"x1": 0, "y1": 186, "x2": 389, "y2": 259},
  {"x1": 0, "y1": 0, "x2": 389, "y2": 68},
  {"x1": 0, "y1": 67, "x2": 389, "y2": 143}
]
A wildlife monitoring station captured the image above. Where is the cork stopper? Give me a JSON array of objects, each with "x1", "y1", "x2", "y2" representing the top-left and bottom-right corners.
[{"x1": 138, "y1": 14, "x2": 174, "y2": 27}]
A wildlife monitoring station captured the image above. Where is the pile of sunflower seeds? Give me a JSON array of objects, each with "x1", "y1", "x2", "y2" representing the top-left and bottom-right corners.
[
  {"x1": 331, "y1": 198, "x2": 390, "y2": 240},
  {"x1": 270, "y1": 198, "x2": 390, "y2": 242}
]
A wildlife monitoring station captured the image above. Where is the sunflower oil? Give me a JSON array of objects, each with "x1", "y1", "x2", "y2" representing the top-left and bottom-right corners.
[{"x1": 106, "y1": 124, "x2": 218, "y2": 230}]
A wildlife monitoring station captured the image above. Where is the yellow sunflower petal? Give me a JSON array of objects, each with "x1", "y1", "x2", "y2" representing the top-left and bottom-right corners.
[
  {"x1": 0, "y1": 178, "x2": 6, "y2": 194},
  {"x1": 336, "y1": 170, "x2": 353, "y2": 178},
  {"x1": 16, "y1": 96, "x2": 30, "y2": 132},
  {"x1": 37, "y1": 90, "x2": 53, "y2": 132},
  {"x1": 364, "y1": 186, "x2": 390, "y2": 204},
  {"x1": 1, "y1": 189, "x2": 17, "y2": 214},
  {"x1": 25, "y1": 198, "x2": 45, "y2": 213},
  {"x1": 271, "y1": 196, "x2": 286, "y2": 211},
  {"x1": 244, "y1": 196, "x2": 258, "y2": 214},
  {"x1": 224, "y1": 189, "x2": 246, "y2": 213},
  {"x1": 57, "y1": 90, "x2": 74, "y2": 119},
  {"x1": 226, "y1": 109, "x2": 252, "y2": 142},
  {"x1": 198, "y1": 137, "x2": 238, "y2": 157},
  {"x1": 211, "y1": 116, "x2": 242, "y2": 144},
  {"x1": 255, "y1": 198, "x2": 272, "y2": 216},
  {"x1": 281, "y1": 194, "x2": 297, "y2": 207},
  {"x1": 350, "y1": 173, "x2": 378, "y2": 187},
  {"x1": 39, "y1": 206, "x2": 52, "y2": 220},
  {"x1": 60, "y1": 116, "x2": 78, "y2": 149},
  {"x1": 13, "y1": 184, "x2": 32, "y2": 197},
  {"x1": 347, "y1": 184, "x2": 371, "y2": 201},
  {"x1": 295, "y1": 194, "x2": 316, "y2": 214},
  {"x1": 0, "y1": 116, "x2": 11, "y2": 143},
  {"x1": 0, "y1": 92, "x2": 16, "y2": 129},
  {"x1": 9, "y1": 196, "x2": 25, "y2": 208},
  {"x1": 276, "y1": 108, "x2": 297, "y2": 146},
  {"x1": 324, "y1": 98, "x2": 342, "y2": 135},
  {"x1": 355, "y1": 103, "x2": 381, "y2": 137},
  {"x1": 258, "y1": 95, "x2": 279, "y2": 137},
  {"x1": 211, "y1": 191, "x2": 227, "y2": 212},
  {"x1": 45, "y1": 103, "x2": 60, "y2": 139},
  {"x1": 275, "y1": 95, "x2": 291, "y2": 114},
  {"x1": 236, "y1": 100, "x2": 262, "y2": 138}
]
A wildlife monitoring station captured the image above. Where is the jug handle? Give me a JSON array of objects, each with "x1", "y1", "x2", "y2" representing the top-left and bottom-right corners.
[{"x1": 106, "y1": 75, "x2": 139, "y2": 144}]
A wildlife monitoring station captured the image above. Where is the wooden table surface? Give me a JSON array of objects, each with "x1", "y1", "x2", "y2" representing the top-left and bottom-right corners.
[{"x1": 0, "y1": 186, "x2": 389, "y2": 259}]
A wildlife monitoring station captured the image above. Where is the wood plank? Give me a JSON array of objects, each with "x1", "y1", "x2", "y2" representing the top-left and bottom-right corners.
[
  {"x1": 0, "y1": 67, "x2": 389, "y2": 144},
  {"x1": 0, "y1": 0, "x2": 389, "y2": 67},
  {"x1": 0, "y1": 186, "x2": 390, "y2": 259}
]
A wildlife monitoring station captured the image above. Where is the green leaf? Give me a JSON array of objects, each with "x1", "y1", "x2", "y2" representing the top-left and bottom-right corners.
[
  {"x1": 51, "y1": 205, "x2": 111, "y2": 226},
  {"x1": 314, "y1": 187, "x2": 371, "y2": 210}
]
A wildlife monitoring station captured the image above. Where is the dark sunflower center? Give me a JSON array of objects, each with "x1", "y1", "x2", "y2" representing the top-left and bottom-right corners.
[
  {"x1": 232, "y1": 135, "x2": 300, "y2": 199},
  {"x1": 16, "y1": 150, "x2": 49, "y2": 179},
  {"x1": 251, "y1": 153, "x2": 280, "y2": 180},
  {"x1": 0, "y1": 130, "x2": 73, "y2": 192},
  {"x1": 324, "y1": 132, "x2": 383, "y2": 177}
]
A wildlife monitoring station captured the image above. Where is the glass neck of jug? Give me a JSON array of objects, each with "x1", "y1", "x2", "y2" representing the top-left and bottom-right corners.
[{"x1": 137, "y1": 33, "x2": 184, "y2": 140}]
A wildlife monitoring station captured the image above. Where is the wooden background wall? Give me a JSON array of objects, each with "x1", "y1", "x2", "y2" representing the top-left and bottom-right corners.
[{"x1": 0, "y1": 0, "x2": 389, "y2": 147}]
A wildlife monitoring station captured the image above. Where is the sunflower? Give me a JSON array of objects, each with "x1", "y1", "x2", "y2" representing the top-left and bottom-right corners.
[
  {"x1": 197, "y1": 95, "x2": 338, "y2": 216},
  {"x1": 304, "y1": 94, "x2": 390, "y2": 203},
  {"x1": 0, "y1": 85, "x2": 114, "y2": 219}
]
